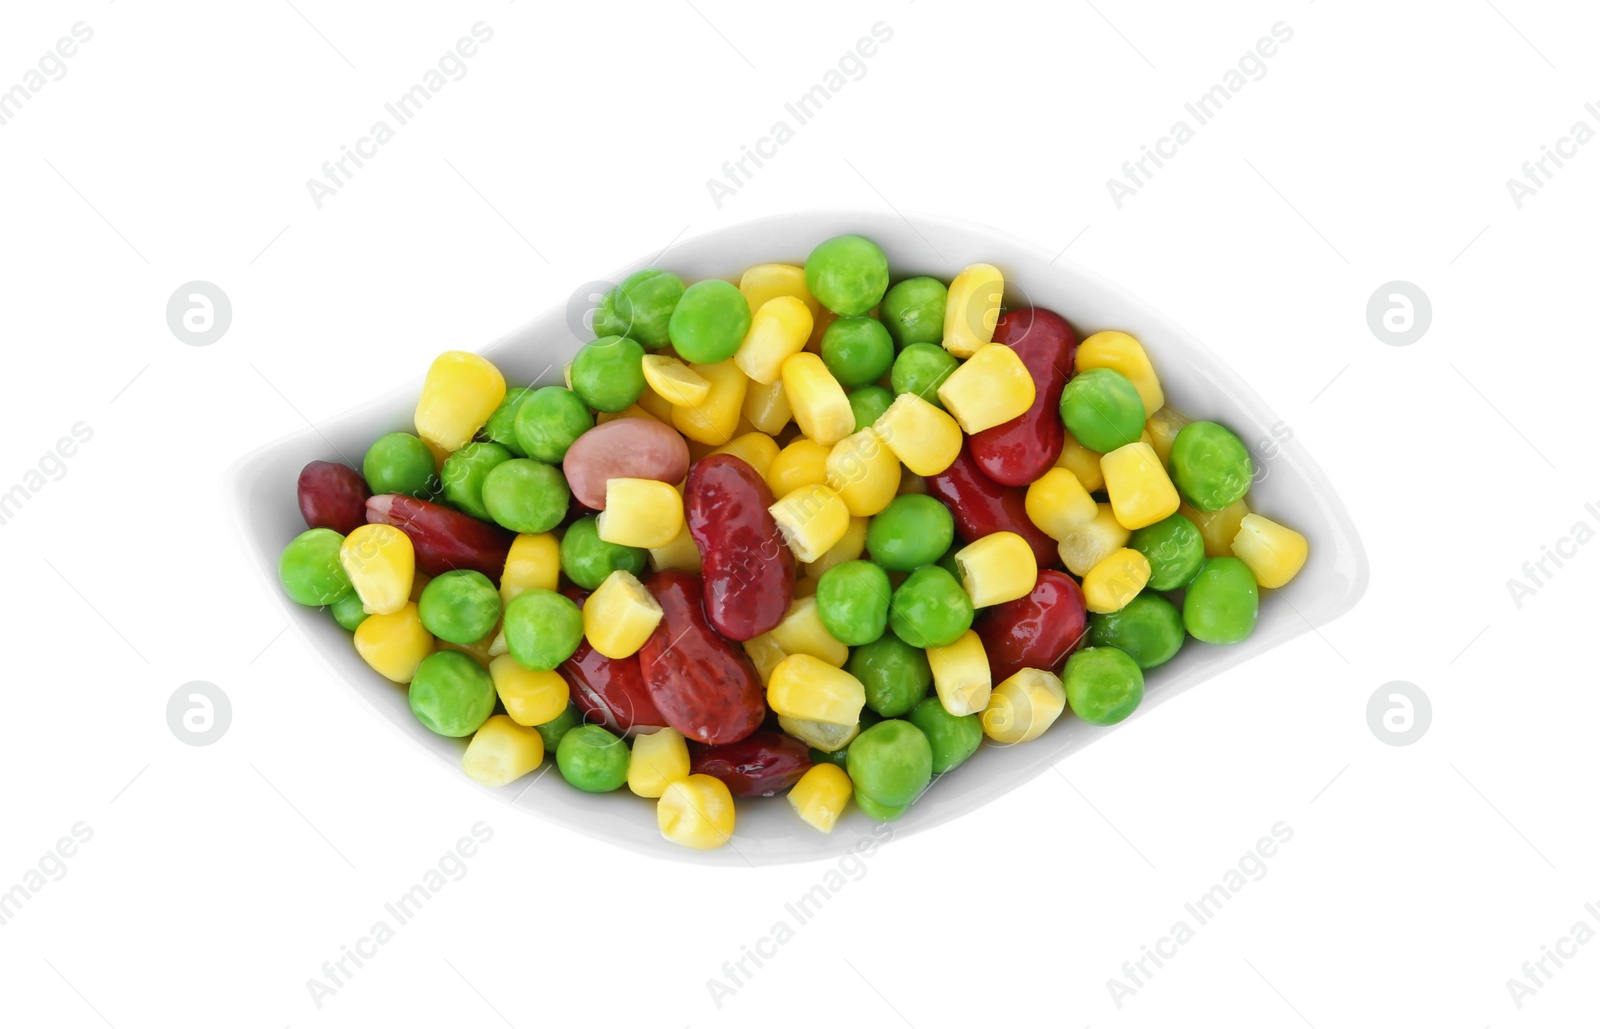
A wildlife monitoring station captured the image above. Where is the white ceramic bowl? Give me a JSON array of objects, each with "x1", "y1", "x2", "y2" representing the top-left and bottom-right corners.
[{"x1": 229, "y1": 211, "x2": 1367, "y2": 866}]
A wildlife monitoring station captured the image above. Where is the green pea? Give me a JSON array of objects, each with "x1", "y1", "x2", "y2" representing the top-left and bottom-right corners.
[
  {"x1": 1168, "y1": 421, "x2": 1253, "y2": 512},
  {"x1": 1087, "y1": 594, "x2": 1184, "y2": 670},
  {"x1": 866, "y1": 494, "x2": 954, "y2": 571},
  {"x1": 409, "y1": 651, "x2": 497, "y2": 737},
  {"x1": 1063, "y1": 646, "x2": 1144, "y2": 726},
  {"x1": 848, "y1": 386, "x2": 894, "y2": 432},
  {"x1": 440, "y1": 441, "x2": 512, "y2": 521},
  {"x1": 594, "y1": 269, "x2": 685, "y2": 349},
  {"x1": 820, "y1": 316, "x2": 895, "y2": 388},
  {"x1": 559, "y1": 516, "x2": 648, "y2": 591},
  {"x1": 1058, "y1": 368, "x2": 1146, "y2": 453},
  {"x1": 846, "y1": 718, "x2": 933, "y2": 808},
  {"x1": 481, "y1": 387, "x2": 531, "y2": 455},
  {"x1": 853, "y1": 791, "x2": 909, "y2": 822},
  {"x1": 570, "y1": 336, "x2": 646, "y2": 413},
  {"x1": 815, "y1": 560, "x2": 892, "y2": 647},
  {"x1": 1182, "y1": 557, "x2": 1259, "y2": 644},
  {"x1": 805, "y1": 234, "x2": 889, "y2": 316},
  {"x1": 880, "y1": 276, "x2": 947, "y2": 349},
  {"x1": 888, "y1": 566, "x2": 973, "y2": 649},
  {"x1": 556, "y1": 724, "x2": 631, "y2": 792},
  {"x1": 279, "y1": 528, "x2": 353, "y2": 606},
  {"x1": 418, "y1": 569, "x2": 502, "y2": 645},
  {"x1": 481, "y1": 458, "x2": 570, "y2": 534},
  {"x1": 667, "y1": 279, "x2": 751, "y2": 363},
  {"x1": 907, "y1": 696, "x2": 982, "y2": 774},
  {"x1": 890, "y1": 343, "x2": 958, "y2": 409},
  {"x1": 330, "y1": 589, "x2": 369, "y2": 631},
  {"x1": 847, "y1": 631, "x2": 932, "y2": 718},
  {"x1": 809, "y1": 746, "x2": 849, "y2": 770},
  {"x1": 362, "y1": 432, "x2": 437, "y2": 498},
  {"x1": 513, "y1": 386, "x2": 594, "y2": 463},
  {"x1": 534, "y1": 703, "x2": 583, "y2": 754},
  {"x1": 502, "y1": 588, "x2": 584, "y2": 671},
  {"x1": 1128, "y1": 513, "x2": 1205, "y2": 591}
]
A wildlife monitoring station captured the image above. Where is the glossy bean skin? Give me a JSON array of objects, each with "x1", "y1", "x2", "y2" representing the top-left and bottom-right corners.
[
  {"x1": 688, "y1": 729, "x2": 812, "y2": 797},
  {"x1": 924, "y1": 446, "x2": 1057, "y2": 566},
  {"x1": 638, "y1": 570, "x2": 766, "y2": 745},
  {"x1": 559, "y1": 639, "x2": 668, "y2": 737},
  {"x1": 976, "y1": 570, "x2": 1088, "y2": 684},
  {"x1": 562, "y1": 417, "x2": 690, "y2": 510},
  {"x1": 685, "y1": 454, "x2": 794, "y2": 641},
  {"x1": 298, "y1": 460, "x2": 371, "y2": 535},
  {"x1": 365, "y1": 494, "x2": 513, "y2": 584},
  {"x1": 969, "y1": 309, "x2": 1077, "y2": 486}
]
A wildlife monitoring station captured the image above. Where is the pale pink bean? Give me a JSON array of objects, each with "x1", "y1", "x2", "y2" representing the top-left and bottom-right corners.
[{"x1": 562, "y1": 417, "x2": 690, "y2": 510}]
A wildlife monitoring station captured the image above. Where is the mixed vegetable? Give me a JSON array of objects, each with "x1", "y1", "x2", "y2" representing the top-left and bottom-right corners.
[{"x1": 277, "y1": 234, "x2": 1310, "y2": 850}]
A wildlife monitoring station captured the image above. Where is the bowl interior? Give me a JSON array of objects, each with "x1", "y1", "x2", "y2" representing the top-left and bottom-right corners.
[{"x1": 229, "y1": 210, "x2": 1367, "y2": 866}]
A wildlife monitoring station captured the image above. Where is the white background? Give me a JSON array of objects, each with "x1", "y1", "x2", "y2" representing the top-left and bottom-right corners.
[{"x1": 1, "y1": 1, "x2": 1596, "y2": 1026}]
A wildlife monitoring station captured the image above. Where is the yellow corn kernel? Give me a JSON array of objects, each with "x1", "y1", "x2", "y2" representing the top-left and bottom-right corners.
[
  {"x1": 927, "y1": 630, "x2": 992, "y2": 716},
  {"x1": 782, "y1": 352, "x2": 854, "y2": 446},
  {"x1": 743, "y1": 633, "x2": 789, "y2": 686},
  {"x1": 414, "y1": 351, "x2": 506, "y2": 452},
  {"x1": 424, "y1": 438, "x2": 451, "y2": 474},
  {"x1": 1182, "y1": 498, "x2": 1251, "y2": 557},
  {"x1": 487, "y1": 628, "x2": 508, "y2": 657},
  {"x1": 409, "y1": 571, "x2": 431, "y2": 603},
  {"x1": 657, "y1": 773, "x2": 736, "y2": 849},
  {"x1": 768, "y1": 653, "x2": 866, "y2": 725},
  {"x1": 1101, "y1": 441, "x2": 1181, "y2": 531},
  {"x1": 806, "y1": 307, "x2": 837, "y2": 353},
  {"x1": 438, "y1": 631, "x2": 497, "y2": 667},
  {"x1": 1025, "y1": 467, "x2": 1098, "y2": 541},
  {"x1": 982, "y1": 668, "x2": 1066, "y2": 744},
  {"x1": 489, "y1": 654, "x2": 569, "y2": 726},
  {"x1": 628, "y1": 727, "x2": 690, "y2": 798},
  {"x1": 582, "y1": 570, "x2": 664, "y2": 658},
  {"x1": 768, "y1": 596, "x2": 849, "y2": 666},
  {"x1": 1058, "y1": 503, "x2": 1132, "y2": 576},
  {"x1": 1081, "y1": 548, "x2": 1152, "y2": 614},
  {"x1": 1145, "y1": 406, "x2": 1191, "y2": 466},
  {"x1": 873, "y1": 393, "x2": 962, "y2": 476},
  {"x1": 735, "y1": 295, "x2": 814, "y2": 385},
  {"x1": 671, "y1": 360, "x2": 747, "y2": 445},
  {"x1": 354, "y1": 602, "x2": 434, "y2": 683},
  {"x1": 777, "y1": 716, "x2": 859, "y2": 752},
  {"x1": 649, "y1": 522, "x2": 702, "y2": 574},
  {"x1": 766, "y1": 437, "x2": 831, "y2": 498},
  {"x1": 739, "y1": 263, "x2": 821, "y2": 322},
  {"x1": 1077, "y1": 331, "x2": 1163, "y2": 417},
  {"x1": 710, "y1": 432, "x2": 780, "y2": 481},
  {"x1": 461, "y1": 715, "x2": 545, "y2": 787},
  {"x1": 742, "y1": 376, "x2": 792, "y2": 435},
  {"x1": 500, "y1": 532, "x2": 560, "y2": 605},
  {"x1": 825, "y1": 429, "x2": 902, "y2": 517},
  {"x1": 339, "y1": 524, "x2": 415, "y2": 616},
  {"x1": 793, "y1": 576, "x2": 819, "y2": 599},
  {"x1": 935, "y1": 343, "x2": 1037, "y2": 434},
  {"x1": 596, "y1": 403, "x2": 657, "y2": 425},
  {"x1": 803, "y1": 516, "x2": 869, "y2": 579},
  {"x1": 953, "y1": 532, "x2": 1039, "y2": 608},
  {"x1": 640, "y1": 354, "x2": 710, "y2": 406},
  {"x1": 943, "y1": 263, "x2": 1004, "y2": 358},
  {"x1": 770, "y1": 484, "x2": 851, "y2": 564},
  {"x1": 597, "y1": 478, "x2": 684, "y2": 548},
  {"x1": 788, "y1": 763, "x2": 853, "y2": 833},
  {"x1": 635, "y1": 382, "x2": 676, "y2": 424},
  {"x1": 1056, "y1": 433, "x2": 1105, "y2": 492},
  {"x1": 1231, "y1": 513, "x2": 1309, "y2": 589}
]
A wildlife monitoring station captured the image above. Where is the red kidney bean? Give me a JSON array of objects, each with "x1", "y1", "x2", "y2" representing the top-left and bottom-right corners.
[
  {"x1": 297, "y1": 460, "x2": 371, "y2": 536},
  {"x1": 924, "y1": 446, "x2": 1057, "y2": 566},
  {"x1": 562, "y1": 417, "x2": 691, "y2": 510},
  {"x1": 685, "y1": 454, "x2": 793, "y2": 641},
  {"x1": 638, "y1": 570, "x2": 766, "y2": 745},
  {"x1": 977, "y1": 570, "x2": 1088, "y2": 684},
  {"x1": 689, "y1": 730, "x2": 811, "y2": 797},
  {"x1": 365, "y1": 494, "x2": 513, "y2": 584},
  {"x1": 969, "y1": 308, "x2": 1078, "y2": 487},
  {"x1": 559, "y1": 640, "x2": 668, "y2": 738}
]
